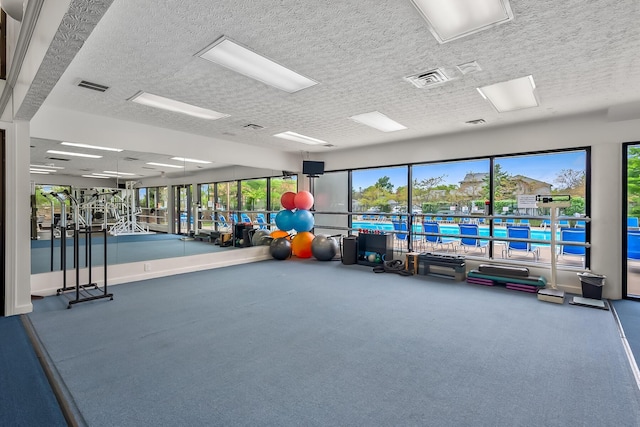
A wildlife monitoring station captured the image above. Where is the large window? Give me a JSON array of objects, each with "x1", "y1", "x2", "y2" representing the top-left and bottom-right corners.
[
  {"x1": 240, "y1": 178, "x2": 267, "y2": 223},
  {"x1": 344, "y1": 149, "x2": 588, "y2": 266},
  {"x1": 352, "y1": 166, "x2": 408, "y2": 216}
]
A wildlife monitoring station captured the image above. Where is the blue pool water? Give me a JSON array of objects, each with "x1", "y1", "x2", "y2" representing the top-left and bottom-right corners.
[{"x1": 351, "y1": 220, "x2": 559, "y2": 242}]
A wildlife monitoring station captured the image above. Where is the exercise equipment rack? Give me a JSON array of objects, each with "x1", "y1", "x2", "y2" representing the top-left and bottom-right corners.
[{"x1": 56, "y1": 224, "x2": 113, "y2": 309}]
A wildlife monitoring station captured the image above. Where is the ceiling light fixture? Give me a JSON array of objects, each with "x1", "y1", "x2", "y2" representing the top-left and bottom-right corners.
[
  {"x1": 146, "y1": 162, "x2": 184, "y2": 169},
  {"x1": 103, "y1": 171, "x2": 136, "y2": 176},
  {"x1": 29, "y1": 167, "x2": 57, "y2": 173},
  {"x1": 129, "y1": 91, "x2": 230, "y2": 120},
  {"x1": 197, "y1": 37, "x2": 318, "y2": 93},
  {"x1": 30, "y1": 170, "x2": 50, "y2": 174},
  {"x1": 349, "y1": 111, "x2": 407, "y2": 132},
  {"x1": 30, "y1": 164, "x2": 64, "y2": 169},
  {"x1": 273, "y1": 131, "x2": 328, "y2": 145},
  {"x1": 46, "y1": 150, "x2": 103, "y2": 159},
  {"x1": 477, "y1": 75, "x2": 538, "y2": 113},
  {"x1": 92, "y1": 173, "x2": 120, "y2": 178},
  {"x1": 61, "y1": 142, "x2": 123, "y2": 152},
  {"x1": 82, "y1": 175, "x2": 110, "y2": 179},
  {"x1": 410, "y1": 0, "x2": 514, "y2": 43},
  {"x1": 170, "y1": 157, "x2": 212, "y2": 164}
]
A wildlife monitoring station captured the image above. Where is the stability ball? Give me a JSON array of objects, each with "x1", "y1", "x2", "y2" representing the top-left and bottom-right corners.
[
  {"x1": 270, "y1": 230, "x2": 291, "y2": 240},
  {"x1": 281, "y1": 192, "x2": 297, "y2": 210},
  {"x1": 251, "y1": 229, "x2": 271, "y2": 246},
  {"x1": 292, "y1": 209, "x2": 314, "y2": 232},
  {"x1": 294, "y1": 191, "x2": 314, "y2": 210},
  {"x1": 311, "y1": 235, "x2": 339, "y2": 261},
  {"x1": 270, "y1": 238, "x2": 292, "y2": 260},
  {"x1": 275, "y1": 209, "x2": 294, "y2": 231},
  {"x1": 291, "y1": 231, "x2": 315, "y2": 258}
]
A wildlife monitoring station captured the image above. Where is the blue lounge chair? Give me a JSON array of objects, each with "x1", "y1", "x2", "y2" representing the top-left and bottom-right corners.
[
  {"x1": 558, "y1": 228, "x2": 586, "y2": 267},
  {"x1": 392, "y1": 221, "x2": 408, "y2": 249},
  {"x1": 494, "y1": 218, "x2": 503, "y2": 226},
  {"x1": 574, "y1": 220, "x2": 586, "y2": 228},
  {"x1": 217, "y1": 214, "x2": 229, "y2": 228},
  {"x1": 459, "y1": 224, "x2": 488, "y2": 254},
  {"x1": 628, "y1": 217, "x2": 639, "y2": 229},
  {"x1": 504, "y1": 226, "x2": 539, "y2": 260},
  {"x1": 241, "y1": 213, "x2": 252, "y2": 223},
  {"x1": 423, "y1": 222, "x2": 457, "y2": 252},
  {"x1": 519, "y1": 219, "x2": 529, "y2": 226},
  {"x1": 628, "y1": 231, "x2": 640, "y2": 260},
  {"x1": 256, "y1": 214, "x2": 268, "y2": 229},
  {"x1": 558, "y1": 220, "x2": 570, "y2": 228},
  {"x1": 540, "y1": 219, "x2": 551, "y2": 230},
  {"x1": 505, "y1": 218, "x2": 516, "y2": 226}
]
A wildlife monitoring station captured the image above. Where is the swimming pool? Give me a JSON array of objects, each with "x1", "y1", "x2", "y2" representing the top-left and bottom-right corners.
[{"x1": 351, "y1": 220, "x2": 559, "y2": 242}]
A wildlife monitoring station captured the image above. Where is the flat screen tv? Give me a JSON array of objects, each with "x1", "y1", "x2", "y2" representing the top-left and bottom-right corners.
[{"x1": 302, "y1": 160, "x2": 324, "y2": 176}]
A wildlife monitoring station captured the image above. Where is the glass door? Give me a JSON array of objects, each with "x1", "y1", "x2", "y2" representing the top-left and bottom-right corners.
[
  {"x1": 624, "y1": 142, "x2": 640, "y2": 299},
  {"x1": 173, "y1": 185, "x2": 192, "y2": 235}
]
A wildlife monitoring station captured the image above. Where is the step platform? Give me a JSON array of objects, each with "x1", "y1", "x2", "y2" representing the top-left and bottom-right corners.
[{"x1": 467, "y1": 266, "x2": 546, "y2": 294}]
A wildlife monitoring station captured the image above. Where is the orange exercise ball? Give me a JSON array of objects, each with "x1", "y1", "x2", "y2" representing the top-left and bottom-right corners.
[
  {"x1": 291, "y1": 231, "x2": 315, "y2": 258},
  {"x1": 270, "y1": 230, "x2": 291, "y2": 240}
]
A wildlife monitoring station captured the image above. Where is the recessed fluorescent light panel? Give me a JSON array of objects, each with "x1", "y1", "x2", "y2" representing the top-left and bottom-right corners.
[
  {"x1": 30, "y1": 164, "x2": 64, "y2": 169},
  {"x1": 477, "y1": 75, "x2": 538, "y2": 113},
  {"x1": 29, "y1": 168, "x2": 57, "y2": 173},
  {"x1": 92, "y1": 173, "x2": 121, "y2": 178},
  {"x1": 146, "y1": 162, "x2": 184, "y2": 169},
  {"x1": 410, "y1": 0, "x2": 514, "y2": 43},
  {"x1": 61, "y1": 142, "x2": 123, "y2": 152},
  {"x1": 349, "y1": 111, "x2": 407, "y2": 132},
  {"x1": 129, "y1": 92, "x2": 230, "y2": 120},
  {"x1": 46, "y1": 150, "x2": 103, "y2": 159},
  {"x1": 273, "y1": 131, "x2": 328, "y2": 145},
  {"x1": 170, "y1": 157, "x2": 212, "y2": 164},
  {"x1": 30, "y1": 170, "x2": 50, "y2": 174},
  {"x1": 103, "y1": 171, "x2": 136, "y2": 176},
  {"x1": 197, "y1": 37, "x2": 318, "y2": 93},
  {"x1": 82, "y1": 175, "x2": 110, "y2": 179}
]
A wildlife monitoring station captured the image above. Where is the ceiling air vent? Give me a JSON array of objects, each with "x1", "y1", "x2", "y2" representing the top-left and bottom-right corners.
[
  {"x1": 404, "y1": 68, "x2": 450, "y2": 88},
  {"x1": 142, "y1": 166, "x2": 156, "y2": 170},
  {"x1": 465, "y1": 119, "x2": 486, "y2": 125},
  {"x1": 76, "y1": 79, "x2": 110, "y2": 92},
  {"x1": 122, "y1": 157, "x2": 139, "y2": 161},
  {"x1": 244, "y1": 123, "x2": 264, "y2": 130},
  {"x1": 45, "y1": 157, "x2": 70, "y2": 161}
]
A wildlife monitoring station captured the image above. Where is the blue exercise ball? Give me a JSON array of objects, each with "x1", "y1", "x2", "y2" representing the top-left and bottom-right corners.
[
  {"x1": 293, "y1": 209, "x2": 314, "y2": 232},
  {"x1": 275, "y1": 209, "x2": 295, "y2": 231}
]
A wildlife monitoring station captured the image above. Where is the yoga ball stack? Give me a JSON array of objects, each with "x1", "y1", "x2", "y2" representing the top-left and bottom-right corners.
[
  {"x1": 269, "y1": 191, "x2": 340, "y2": 261},
  {"x1": 270, "y1": 191, "x2": 315, "y2": 260}
]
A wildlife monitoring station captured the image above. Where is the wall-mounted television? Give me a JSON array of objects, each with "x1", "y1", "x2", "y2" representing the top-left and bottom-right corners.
[{"x1": 302, "y1": 160, "x2": 325, "y2": 176}]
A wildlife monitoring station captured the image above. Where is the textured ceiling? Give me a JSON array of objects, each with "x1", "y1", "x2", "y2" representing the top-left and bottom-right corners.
[{"x1": 29, "y1": 0, "x2": 640, "y2": 175}]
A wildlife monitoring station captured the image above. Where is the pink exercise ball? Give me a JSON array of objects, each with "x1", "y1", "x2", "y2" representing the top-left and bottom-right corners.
[{"x1": 294, "y1": 191, "x2": 314, "y2": 210}]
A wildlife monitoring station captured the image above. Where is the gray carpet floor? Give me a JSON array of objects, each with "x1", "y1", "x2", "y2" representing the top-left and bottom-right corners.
[{"x1": 29, "y1": 260, "x2": 640, "y2": 426}]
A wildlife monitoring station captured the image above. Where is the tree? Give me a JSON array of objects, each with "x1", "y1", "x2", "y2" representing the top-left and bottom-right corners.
[
  {"x1": 628, "y1": 147, "x2": 640, "y2": 210},
  {"x1": 554, "y1": 169, "x2": 585, "y2": 196},
  {"x1": 484, "y1": 164, "x2": 517, "y2": 200},
  {"x1": 375, "y1": 176, "x2": 394, "y2": 193}
]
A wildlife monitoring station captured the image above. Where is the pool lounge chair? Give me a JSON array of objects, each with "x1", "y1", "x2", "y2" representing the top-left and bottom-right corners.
[
  {"x1": 628, "y1": 231, "x2": 640, "y2": 260},
  {"x1": 504, "y1": 226, "x2": 539, "y2": 260},
  {"x1": 628, "y1": 217, "x2": 639, "y2": 229},
  {"x1": 459, "y1": 224, "x2": 488, "y2": 254},
  {"x1": 557, "y1": 228, "x2": 586, "y2": 267},
  {"x1": 423, "y1": 222, "x2": 457, "y2": 253}
]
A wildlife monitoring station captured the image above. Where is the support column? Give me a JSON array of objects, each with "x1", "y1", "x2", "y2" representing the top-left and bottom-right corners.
[{"x1": 4, "y1": 120, "x2": 32, "y2": 315}]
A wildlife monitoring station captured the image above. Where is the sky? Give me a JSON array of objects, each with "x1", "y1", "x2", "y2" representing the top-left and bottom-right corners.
[{"x1": 351, "y1": 151, "x2": 586, "y2": 190}]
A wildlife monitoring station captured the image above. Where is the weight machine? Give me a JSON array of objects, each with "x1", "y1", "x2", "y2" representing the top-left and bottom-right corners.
[{"x1": 108, "y1": 181, "x2": 150, "y2": 235}]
